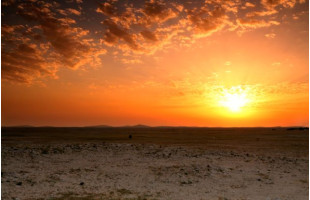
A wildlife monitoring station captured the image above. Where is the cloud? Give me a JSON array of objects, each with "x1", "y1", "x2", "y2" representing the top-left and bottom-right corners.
[
  {"x1": 110, "y1": 6, "x2": 139, "y2": 29},
  {"x1": 142, "y1": 0, "x2": 178, "y2": 24},
  {"x1": 67, "y1": 8, "x2": 81, "y2": 15},
  {"x1": 2, "y1": 0, "x2": 15, "y2": 7},
  {"x1": 246, "y1": 9, "x2": 278, "y2": 17},
  {"x1": 96, "y1": 2, "x2": 117, "y2": 17},
  {"x1": 1, "y1": 24, "x2": 24, "y2": 35},
  {"x1": 261, "y1": 0, "x2": 297, "y2": 9},
  {"x1": 237, "y1": 18, "x2": 280, "y2": 28},
  {"x1": 2, "y1": 43, "x2": 57, "y2": 84},
  {"x1": 16, "y1": 1, "x2": 103, "y2": 69},
  {"x1": 236, "y1": 0, "x2": 304, "y2": 33},
  {"x1": 97, "y1": 0, "x2": 184, "y2": 52},
  {"x1": 265, "y1": 33, "x2": 276, "y2": 38},
  {"x1": 140, "y1": 30, "x2": 158, "y2": 42},
  {"x1": 2, "y1": 0, "x2": 304, "y2": 84},
  {"x1": 186, "y1": 6, "x2": 228, "y2": 38},
  {"x1": 245, "y1": 2, "x2": 256, "y2": 8},
  {"x1": 2, "y1": 0, "x2": 106, "y2": 84},
  {"x1": 102, "y1": 20, "x2": 139, "y2": 50},
  {"x1": 95, "y1": 0, "x2": 303, "y2": 58},
  {"x1": 121, "y1": 58, "x2": 143, "y2": 64}
]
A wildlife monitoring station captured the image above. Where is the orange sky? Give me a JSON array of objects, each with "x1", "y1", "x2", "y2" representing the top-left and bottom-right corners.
[{"x1": 1, "y1": 0, "x2": 309, "y2": 127}]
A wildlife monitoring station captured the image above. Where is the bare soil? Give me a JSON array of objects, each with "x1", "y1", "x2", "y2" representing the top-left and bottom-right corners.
[{"x1": 1, "y1": 127, "x2": 308, "y2": 200}]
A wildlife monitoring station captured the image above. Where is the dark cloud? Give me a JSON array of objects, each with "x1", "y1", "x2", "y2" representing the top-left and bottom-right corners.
[
  {"x1": 142, "y1": 0, "x2": 178, "y2": 24},
  {"x1": 103, "y1": 20, "x2": 139, "y2": 50},
  {"x1": 2, "y1": 24, "x2": 24, "y2": 36},
  {"x1": 187, "y1": 5, "x2": 228, "y2": 38},
  {"x1": 2, "y1": 0, "x2": 106, "y2": 84},
  {"x1": 97, "y1": 2, "x2": 117, "y2": 17},
  {"x1": 140, "y1": 30, "x2": 158, "y2": 42},
  {"x1": 16, "y1": 1, "x2": 93, "y2": 68},
  {"x1": 97, "y1": 0, "x2": 182, "y2": 51},
  {"x1": 2, "y1": 43, "x2": 56, "y2": 84},
  {"x1": 2, "y1": 0, "x2": 15, "y2": 7}
]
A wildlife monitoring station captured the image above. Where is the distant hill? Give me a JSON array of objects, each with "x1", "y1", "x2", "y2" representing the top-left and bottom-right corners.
[
  {"x1": 4, "y1": 125, "x2": 34, "y2": 128},
  {"x1": 84, "y1": 125, "x2": 113, "y2": 128},
  {"x1": 122, "y1": 124, "x2": 151, "y2": 128}
]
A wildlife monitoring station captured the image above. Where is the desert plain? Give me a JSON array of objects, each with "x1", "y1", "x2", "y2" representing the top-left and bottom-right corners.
[{"x1": 1, "y1": 127, "x2": 308, "y2": 200}]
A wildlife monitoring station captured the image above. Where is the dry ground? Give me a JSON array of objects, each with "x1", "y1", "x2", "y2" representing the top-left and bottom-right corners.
[{"x1": 1, "y1": 127, "x2": 308, "y2": 200}]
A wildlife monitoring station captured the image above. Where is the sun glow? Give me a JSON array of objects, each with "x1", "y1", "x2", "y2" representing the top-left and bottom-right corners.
[{"x1": 219, "y1": 87, "x2": 250, "y2": 113}]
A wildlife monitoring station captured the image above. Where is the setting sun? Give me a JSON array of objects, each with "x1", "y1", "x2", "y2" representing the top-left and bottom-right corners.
[
  {"x1": 220, "y1": 88, "x2": 249, "y2": 112},
  {"x1": 219, "y1": 86, "x2": 249, "y2": 112}
]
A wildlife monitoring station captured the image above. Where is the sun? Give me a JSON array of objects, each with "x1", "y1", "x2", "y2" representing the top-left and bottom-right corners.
[{"x1": 219, "y1": 87, "x2": 250, "y2": 112}]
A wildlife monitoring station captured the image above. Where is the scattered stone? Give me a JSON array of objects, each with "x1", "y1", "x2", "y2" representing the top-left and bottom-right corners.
[
  {"x1": 16, "y1": 182, "x2": 22, "y2": 186},
  {"x1": 41, "y1": 149, "x2": 48, "y2": 154},
  {"x1": 80, "y1": 182, "x2": 84, "y2": 185},
  {"x1": 180, "y1": 180, "x2": 192, "y2": 185}
]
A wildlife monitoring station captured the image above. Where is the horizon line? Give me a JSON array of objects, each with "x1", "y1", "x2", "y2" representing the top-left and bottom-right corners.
[{"x1": 1, "y1": 124, "x2": 309, "y2": 128}]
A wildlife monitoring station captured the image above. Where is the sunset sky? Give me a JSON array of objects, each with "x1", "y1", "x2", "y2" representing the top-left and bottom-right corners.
[{"x1": 1, "y1": 0, "x2": 309, "y2": 127}]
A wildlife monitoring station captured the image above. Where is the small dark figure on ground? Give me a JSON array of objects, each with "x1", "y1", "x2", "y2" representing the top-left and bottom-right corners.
[{"x1": 129, "y1": 135, "x2": 132, "y2": 139}]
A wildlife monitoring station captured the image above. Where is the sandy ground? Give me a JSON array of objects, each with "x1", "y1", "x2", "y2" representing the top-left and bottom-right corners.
[{"x1": 2, "y1": 141, "x2": 308, "y2": 200}]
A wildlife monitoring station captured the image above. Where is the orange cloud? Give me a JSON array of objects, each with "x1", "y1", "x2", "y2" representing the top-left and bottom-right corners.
[
  {"x1": 2, "y1": 0, "x2": 306, "y2": 85},
  {"x1": 2, "y1": 43, "x2": 57, "y2": 84},
  {"x1": 96, "y1": 2, "x2": 117, "y2": 17},
  {"x1": 265, "y1": 33, "x2": 276, "y2": 38},
  {"x1": 186, "y1": 6, "x2": 228, "y2": 38},
  {"x1": 142, "y1": 0, "x2": 178, "y2": 24},
  {"x1": 2, "y1": 0, "x2": 106, "y2": 84},
  {"x1": 245, "y1": 2, "x2": 256, "y2": 8},
  {"x1": 237, "y1": 18, "x2": 280, "y2": 28},
  {"x1": 261, "y1": 0, "x2": 297, "y2": 9},
  {"x1": 140, "y1": 30, "x2": 158, "y2": 42},
  {"x1": 67, "y1": 8, "x2": 81, "y2": 15},
  {"x1": 102, "y1": 20, "x2": 139, "y2": 50}
]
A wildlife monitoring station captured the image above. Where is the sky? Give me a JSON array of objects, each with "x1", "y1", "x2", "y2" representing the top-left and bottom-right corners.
[{"x1": 1, "y1": 0, "x2": 309, "y2": 127}]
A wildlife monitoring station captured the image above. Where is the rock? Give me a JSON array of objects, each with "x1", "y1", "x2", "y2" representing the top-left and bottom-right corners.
[{"x1": 41, "y1": 149, "x2": 49, "y2": 154}]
